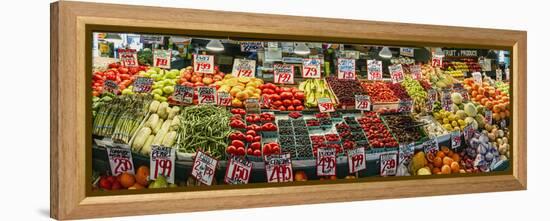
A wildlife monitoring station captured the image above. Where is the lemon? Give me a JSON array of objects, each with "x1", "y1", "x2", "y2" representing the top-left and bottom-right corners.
[
  {"x1": 458, "y1": 119, "x2": 466, "y2": 126},
  {"x1": 451, "y1": 121, "x2": 458, "y2": 127},
  {"x1": 443, "y1": 118, "x2": 450, "y2": 124}
]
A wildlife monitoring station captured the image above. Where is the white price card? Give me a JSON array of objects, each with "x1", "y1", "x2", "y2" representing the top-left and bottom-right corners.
[
  {"x1": 485, "y1": 110, "x2": 493, "y2": 125},
  {"x1": 118, "y1": 49, "x2": 138, "y2": 67},
  {"x1": 132, "y1": 77, "x2": 153, "y2": 93},
  {"x1": 172, "y1": 85, "x2": 194, "y2": 104},
  {"x1": 410, "y1": 64, "x2": 422, "y2": 80},
  {"x1": 302, "y1": 58, "x2": 321, "y2": 78},
  {"x1": 355, "y1": 95, "x2": 371, "y2": 111},
  {"x1": 380, "y1": 152, "x2": 398, "y2": 176},
  {"x1": 265, "y1": 153, "x2": 293, "y2": 183},
  {"x1": 240, "y1": 42, "x2": 263, "y2": 52},
  {"x1": 431, "y1": 55, "x2": 443, "y2": 67},
  {"x1": 367, "y1": 60, "x2": 383, "y2": 81},
  {"x1": 224, "y1": 156, "x2": 252, "y2": 184},
  {"x1": 193, "y1": 54, "x2": 214, "y2": 74},
  {"x1": 316, "y1": 147, "x2": 337, "y2": 176},
  {"x1": 273, "y1": 64, "x2": 294, "y2": 84},
  {"x1": 398, "y1": 100, "x2": 413, "y2": 113},
  {"x1": 103, "y1": 80, "x2": 119, "y2": 94},
  {"x1": 451, "y1": 130, "x2": 461, "y2": 149},
  {"x1": 232, "y1": 59, "x2": 256, "y2": 77},
  {"x1": 463, "y1": 123, "x2": 476, "y2": 142},
  {"x1": 337, "y1": 58, "x2": 356, "y2": 80},
  {"x1": 398, "y1": 143, "x2": 415, "y2": 167},
  {"x1": 317, "y1": 97, "x2": 335, "y2": 113},
  {"x1": 150, "y1": 145, "x2": 176, "y2": 183},
  {"x1": 496, "y1": 69, "x2": 503, "y2": 81},
  {"x1": 389, "y1": 64, "x2": 405, "y2": 83},
  {"x1": 423, "y1": 139, "x2": 439, "y2": 157},
  {"x1": 347, "y1": 147, "x2": 366, "y2": 173},
  {"x1": 106, "y1": 146, "x2": 135, "y2": 176},
  {"x1": 191, "y1": 151, "x2": 218, "y2": 185},
  {"x1": 217, "y1": 91, "x2": 232, "y2": 106},
  {"x1": 153, "y1": 49, "x2": 171, "y2": 69},
  {"x1": 472, "y1": 72, "x2": 483, "y2": 85},
  {"x1": 197, "y1": 86, "x2": 216, "y2": 105},
  {"x1": 400, "y1": 48, "x2": 414, "y2": 57}
]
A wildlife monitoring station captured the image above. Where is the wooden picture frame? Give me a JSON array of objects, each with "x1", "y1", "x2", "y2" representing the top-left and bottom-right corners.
[{"x1": 50, "y1": 1, "x2": 527, "y2": 219}]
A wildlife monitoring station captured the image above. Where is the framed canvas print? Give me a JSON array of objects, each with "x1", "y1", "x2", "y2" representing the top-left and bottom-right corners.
[{"x1": 50, "y1": 1, "x2": 527, "y2": 219}]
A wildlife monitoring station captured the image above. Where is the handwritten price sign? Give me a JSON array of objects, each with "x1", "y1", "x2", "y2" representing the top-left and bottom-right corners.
[
  {"x1": 431, "y1": 55, "x2": 443, "y2": 67},
  {"x1": 274, "y1": 64, "x2": 294, "y2": 84},
  {"x1": 398, "y1": 100, "x2": 413, "y2": 113},
  {"x1": 103, "y1": 80, "x2": 119, "y2": 94},
  {"x1": 355, "y1": 95, "x2": 371, "y2": 111},
  {"x1": 193, "y1": 54, "x2": 214, "y2": 74},
  {"x1": 217, "y1": 91, "x2": 232, "y2": 106},
  {"x1": 133, "y1": 77, "x2": 153, "y2": 93},
  {"x1": 496, "y1": 69, "x2": 503, "y2": 81},
  {"x1": 389, "y1": 64, "x2": 405, "y2": 83},
  {"x1": 485, "y1": 110, "x2": 493, "y2": 125},
  {"x1": 265, "y1": 153, "x2": 293, "y2": 183},
  {"x1": 316, "y1": 147, "x2": 337, "y2": 176},
  {"x1": 441, "y1": 89, "x2": 452, "y2": 111},
  {"x1": 317, "y1": 97, "x2": 335, "y2": 113},
  {"x1": 410, "y1": 65, "x2": 422, "y2": 80},
  {"x1": 240, "y1": 42, "x2": 263, "y2": 52},
  {"x1": 191, "y1": 151, "x2": 219, "y2": 185},
  {"x1": 399, "y1": 143, "x2": 415, "y2": 167},
  {"x1": 380, "y1": 152, "x2": 398, "y2": 176},
  {"x1": 302, "y1": 58, "x2": 321, "y2": 79},
  {"x1": 197, "y1": 86, "x2": 216, "y2": 105},
  {"x1": 172, "y1": 85, "x2": 194, "y2": 104},
  {"x1": 118, "y1": 49, "x2": 138, "y2": 67},
  {"x1": 224, "y1": 156, "x2": 252, "y2": 184},
  {"x1": 400, "y1": 48, "x2": 414, "y2": 57},
  {"x1": 367, "y1": 60, "x2": 383, "y2": 81},
  {"x1": 232, "y1": 59, "x2": 256, "y2": 77},
  {"x1": 106, "y1": 146, "x2": 135, "y2": 176},
  {"x1": 153, "y1": 49, "x2": 171, "y2": 69},
  {"x1": 463, "y1": 123, "x2": 475, "y2": 141},
  {"x1": 347, "y1": 147, "x2": 366, "y2": 173},
  {"x1": 472, "y1": 72, "x2": 483, "y2": 85},
  {"x1": 423, "y1": 139, "x2": 439, "y2": 157},
  {"x1": 150, "y1": 145, "x2": 176, "y2": 183},
  {"x1": 337, "y1": 58, "x2": 356, "y2": 80},
  {"x1": 451, "y1": 130, "x2": 462, "y2": 149}
]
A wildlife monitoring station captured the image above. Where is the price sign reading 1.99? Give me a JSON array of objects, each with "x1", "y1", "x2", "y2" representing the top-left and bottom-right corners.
[
  {"x1": 224, "y1": 156, "x2": 252, "y2": 184},
  {"x1": 317, "y1": 97, "x2": 335, "y2": 113},
  {"x1": 316, "y1": 147, "x2": 337, "y2": 176},
  {"x1": 273, "y1": 64, "x2": 294, "y2": 84},
  {"x1": 150, "y1": 145, "x2": 176, "y2": 184},
  {"x1": 193, "y1": 54, "x2": 214, "y2": 74},
  {"x1": 355, "y1": 95, "x2": 371, "y2": 111},
  {"x1": 389, "y1": 64, "x2": 405, "y2": 83},
  {"x1": 302, "y1": 58, "x2": 321, "y2": 78},
  {"x1": 265, "y1": 154, "x2": 293, "y2": 183},
  {"x1": 191, "y1": 151, "x2": 218, "y2": 186},
  {"x1": 232, "y1": 59, "x2": 256, "y2": 77},
  {"x1": 367, "y1": 60, "x2": 383, "y2": 81},
  {"x1": 118, "y1": 49, "x2": 138, "y2": 67},
  {"x1": 153, "y1": 49, "x2": 171, "y2": 69},
  {"x1": 106, "y1": 146, "x2": 135, "y2": 176},
  {"x1": 337, "y1": 58, "x2": 356, "y2": 80},
  {"x1": 380, "y1": 152, "x2": 398, "y2": 176},
  {"x1": 197, "y1": 86, "x2": 216, "y2": 105},
  {"x1": 347, "y1": 147, "x2": 366, "y2": 173}
]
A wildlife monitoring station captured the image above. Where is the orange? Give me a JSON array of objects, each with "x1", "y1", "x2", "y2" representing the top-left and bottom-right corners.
[
  {"x1": 441, "y1": 146, "x2": 450, "y2": 155},
  {"x1": 447, "y1": 150, "x2": 454, "y2": 157},
  {"x1": 441, "y1": 165, "x2": 451, "y2": 174},
  {"x1": 450, "y1": 162, "x2": 460, "y2": 173},
  {"x1": 432, "y1": 167, "x2": 441, "y2": 174},
  {"x1": 119, "y1": 172, "x2": 136, "y2": 188},
  {"x1": 442, "y1": 156, "x2": 453, "y2": 166},
  {"x1": 433, "y1": 157, "x2": 443, "y2": 168},
  {"x1": 451, "y1": 153, "x2": 461, "y2": 162},
  {"x1": 436, "y1": 151, "x2": 446, "y2": 159},
  {"x1": 135, "y1": 166, "x2": 150, "y2": 186}
]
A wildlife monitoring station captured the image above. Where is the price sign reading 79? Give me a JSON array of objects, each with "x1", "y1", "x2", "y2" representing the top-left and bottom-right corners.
[{"x1": 302, "y1": 58, "x2": 321, "y2": 78}]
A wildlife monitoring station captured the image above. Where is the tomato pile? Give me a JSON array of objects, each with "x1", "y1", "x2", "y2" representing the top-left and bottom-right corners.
[
  {"x1": 361, "y1": 82, "x2": 399, "y2": 103},
  {"x1": 92, "y1": 62, "x2": 148, "y2": 96},
  {"x1": 178, "y1": 66, "x2": 225, "y2": 87},
  {"x1": 260, "y1": 83, "x2": 305, "y2": 111}
]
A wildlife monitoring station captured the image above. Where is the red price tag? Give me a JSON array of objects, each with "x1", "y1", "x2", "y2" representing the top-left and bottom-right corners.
[
  {"x1": 355, "y1": 95, "x2": 371, "y2": 111},
  {"x1": 451, "y1": 130, "x2": 461, "y2": 149},
  {"x1": 317, "y1": 98, "x2": 335, "y2": 113},
  {"x1": 172, "y1": 85, "x2": 194, "y2": 104},
  {"x1": 431, "y1": 55, "x2": 443, "y2": 67},
  {"x1": 347, "y1": 147, "x2": 366, "y2": 173},
  {"x1": 367, "y1": 60, "x2": 383, "y2": 81},
  {"x1": 389, "y1": 64, "x2": 404, "y2": 83},
  {"x1": 380, "y1": 152, "x2": 398, "y2": 176},
  {"x1": 150, "y1": 145, "x2": 176, "y2": 183},
  {"x1": 193, "y1": 54, "x2": 214, "y2": 74},
  {"x1": 232, "y1": 59, "x2": 256, "y2": 77},
  {"x1": 224, "y1": 156, "x2": 252, "y2": 184},
  {"x1": 302, "y1": 58, "x2": 321, "y2": 78},
  {"x1": 153, "y1": 49, "x2": 172, "y2": 69},
  {"x1": 410, "y1": 65, "x2": 422, "y2": 80},
  {"x1": 274, "y1": 64, "x2": 294, "y2": 84},
  {"x1": 337, "y1": 58, "x2": 356, "y2": 80},
  {"x1": 106, "y1": 147, "x2": 135, "y2": 176},
  {"x1": 316, "y1": 147, "x2": 337, "y2": 176},
  {"x1": 191, "y1": 151, "x2": 218, "y2": 186},
  {"x1": 118, "y1": 49, "x2": 138, "y2": 67},
  {"x1": 217, "y1": 91, "x2": 232, "y2": 106},
  {"x1": 265, "y1": 154, "x2": 293, "y2": 183},
  {"x1": 197, "y1": 86, "x2": 216, "y2": 105}
]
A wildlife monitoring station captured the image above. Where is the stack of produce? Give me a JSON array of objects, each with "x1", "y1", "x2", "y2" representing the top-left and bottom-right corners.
[
  {"x1": 495, "y1": 81, "x2": 509, "y2": 96},
  {"x1": 421, "y1": 64, "x2": 456, "y2": 89},
  {"x1": 361, "y1": 82, "x2": 398, "y2": 103},
  {"x1": 385, "y1": 82, "x2": 411, "y2": 101},
  {"x1": 135, "y1": 67, "x2": 179, "y2": 102},
  {"x1": 443, "y1": 61, "x2": 469, "y2": 73},
  {"x1": 298, "y1": 79, "x2": 337, "y2": 108},
  {"x1": 463, "y1": 132, "x2": 500, "y2": 172},
  {"x1": 444, "y1": 70, "x2": 464, "y2": 78},
  {"x1": 483, "y1": 124, "x2": 510, "y2": 160},
  {"x1": 382, "y1": 115, "x2": 425, "y2": 144},
  {"x1": 260, "y1": 83, "x2": 305, "y2": 111},
  {"x1": 92, "y1": 62, "x2": 148, "y2": 97},
  {"x1": 417, "y1": 116, "x2": 448, "y2": 138},
  {"x1": 419, "y1": 80, "x2": 432, "y2": 91},
  {"x1": 433, "y1": 92, "x2": 485, "y2": 131},
  {"x1": 215, "y1": 76, "x2": 263, "y2": 107},
  {"x1": 410, "y1": 146, "x2": 463, "y2": 175},
  {"x1": 401, "y1": 76, "x2": 428, "y2": 112},
  {"x1": 131, "y1": 100, "x2": 181, "y2": 155},
  {"x1": 325, "y1": 77, "x2": 363, "y2": 106},
  {"x1": 463, "y1": 78, "x2": 510, "y2": 121},
  {"x1": 178, "y1": 66, "x2": 225, "y2": 87},
  {"x1": 357, "y1": 112, "x2": 398, "y2": 148},
  {"x1": 93, "y1": 94, "x2": 152, "y2": 139}
]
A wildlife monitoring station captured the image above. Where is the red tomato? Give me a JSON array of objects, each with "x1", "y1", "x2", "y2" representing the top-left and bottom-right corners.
[
  {"x1": 292, "y1": 99, "x2": 302, "y2": 106},
  {"x1": 250, "y1": 142, "x2": 261, "y2": 150},
  {"x1": 231, "y1": 140, "x2": 245, "y2": 148},
  {"x1": 294, "y1": 92, "x2": 305, "y2": 100},
  {"x1": 247, "y1": 147, "x2": 254, "y2": 155},
  {"x1": 282, "y1": 99, "x2": 293, "y2": 107},
  {"x1": 271, "y1": 94, "x2": 281, "y2": 101},
  {"x1": 278, "y1": 106, "x2": 286, "y2": 111},
  {"x1": 272, "y1": 100, "x2": 283, "y2": 107},
  {"x1": 287, "y1": 106, "x2": 295, "y2": 111},
  {"x1": 236, "y1": 147, "x2": 246, "y2": 156},
  {"x1": 271, "y1": 145, "x2": 280, "y2": 154},
  {"x1": 253, "y1": 149, "x2": 262, "y2": 156},
  {"x1": 253, "y1": 136, "x2": 261, "y2": 142},
  {"x1": 295, "y1": 105, "x2": 304, "y2": 111},
  {"x1": 226, "y1": 145, "x2": 237, "y2": 154}
]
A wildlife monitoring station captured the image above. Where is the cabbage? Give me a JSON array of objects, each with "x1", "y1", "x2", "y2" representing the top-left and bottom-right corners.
[
  {"x1": 464, "y1": 103, "x2": 477, "y2": 117},
  {"x1": 451, "y1": 92, "x2": 463, "y2": 104}
]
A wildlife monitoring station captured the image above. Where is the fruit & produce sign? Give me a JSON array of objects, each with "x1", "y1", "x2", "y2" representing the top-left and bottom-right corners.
[
  {"x1": 106, "y1": 146, "x2": 135, "y2": 176},
  {"x1": 274, "y1": 64, "x2": 295, "y2": 84},
  {"x1": 191, "y1": 151, "x2": 219, "y2": 185},
  {"x1": 316, "y1": 147, "x2": 337, "y2": 176},
  {"x1": 380, "y1": 151, "x2": 398, "y2": 176},
  {"x1": 150, "y1": 145, "x2": 176, "y2": 183},
  {"x1": 118, "y1": 49, "x2": 138, "y2": 67},
  {"x1": 367, "y1": 60, "x2": 383, "y2": 81},
  {"x1": 153, "y1": 49, "x2": 171, "y2": 69},
  {"x1": 232, "y1": 59, "x2": 256, "y2": 77},
  {"x1": 302, "y1": 58, "x2": 321, "y2": 78},
  {"x1": 193, "y1": 54, "x2": 215, "y2": 74},
  {"x1": 347, "y1": 147, "x2": 366, "y2": 173},
  {"x1": 265, "y1": 153, "x2": 293, "y2": 183},
  {"x1": 224, "y1": 156, "x2": 252, "y2": 184},
  {"x1": 337, "y1": 58, "x2": 356, "y2": 80}
]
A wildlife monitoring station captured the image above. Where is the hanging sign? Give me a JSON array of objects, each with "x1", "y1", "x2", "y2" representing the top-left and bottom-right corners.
[
  {"x1": 142, "y1": 35, "x2": 164, "y2": 44},
  {"x1": 367, "y1": 60, "x2": 383, "y2": 81},
  {"x1": 347, "y1": 147, "x2": 366, "y2": 173},
  {"x1": 451, "y1": 130, "x2": 462, "y2": 149},
  {"x1": 431, "y1": 55, "x2": 443, "y2": 67},
  {"x1": 302, "y1": 58, "x2": 322, "y2": 78},
  {"x1": 191, "y1": 151, "x2": 218, "y2": 186},
  {"x1": 400, "y1": 48, "x2": 414, "y2": 57},
  {"x1": 380, "y1": 152, "x2": 398, "y2": 176},
  {"x1": 150, "y1": 145, "x2": 176, "y2": 183},
  {"x1": 273, "y1": 64, "x2": 295, "y2": 84},
  {"x1": 132, "y1": 77, "x2": 153, "y2": 93},
  {"x1": 197, "y1": 86, "x2": 216, "y2": 105},
  {"x1": 232, "y1": 59, "x2": 256, "y2": 77},
  {"x1": 106, "y1": 146, "x2": 135, "y2": 176},
  {"x1": 317, "y1": 97, "x2": 335, "y2": 113},
  {"x1": 355, "y1": 95, "x2": 371, "y2": 111},
  {"x1": 224, "y1": 156, "x2": 252, "y2": 184},
  {"x1": 118, "y1": 49, "x2": 139, "y2": 67},
  {"x1": 337, "y1": 58, "x2": 356, "y2": 80},
  {"x1": 217, "y1": 91, "x2": 232, "y2": 106},
  {"x1": 472, "y1": 72, "x2": 483, "y2": 85},
  {"x1": 410, "y1": 65, "x2": 422, "y2": 80},
  {"x1": 103, "y1": 80, "x2": 119, "y2": 94},
  {"x1": 153, "y1": 49, "x2": 171, "y2": 69},
  {"x1": 240, "y1": 42, "x2": 263, "y2": 52},
  {"x1": 485, "y1": 110, "x2": 493, "y2": 125},
  {"x1": 316, "y1": 147, "x2": 337, "y2": 176},
  {"x1": 389, "y1": 64, "x2": 405, "y2": 83},
  {"x1": 265, "y1": 154, "x2": 293, "y2": 183},
  {"x1": 193, "y1": 54, "x2": 215, "y2": 74},
  {"x1": 172, "y1": 85, "x2": 194, "y2": 104}
]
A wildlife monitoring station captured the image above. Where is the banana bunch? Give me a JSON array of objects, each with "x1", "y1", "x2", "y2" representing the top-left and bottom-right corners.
[{"x1": 298, "y1": 79, "x2": 337, "y2": 108}]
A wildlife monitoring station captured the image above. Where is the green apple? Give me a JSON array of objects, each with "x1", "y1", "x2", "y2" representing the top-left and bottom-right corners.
[
  {"x1": 153, "y1": 93, "x2": 164, "y2": 101},
  {"x1": 152, "y1": 88, "x2": 163, "y2": 96},
  {"x1": 163, "y1": 85, "x2": 174, "y2": 94},
  {"x1": 165, "y1": 71, "x2": 178, "y2": 79},
  {"x1": 121, "y1": 88, "x2": 133, "y2": 95},
  {"x1": 146, "y1": 69, "x2": 157, "y2": 75}
]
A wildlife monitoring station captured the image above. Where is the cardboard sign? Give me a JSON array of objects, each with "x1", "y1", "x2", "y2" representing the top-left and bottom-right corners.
[
  {"x1": 224, "y1": 156, "x2": 252, "y2": 184},
  {"x1": 217, "y1": 91, "x2": 232, "y2": 106},
  {"x1": 317, "y1": 97, "x2": 335, "y2": 113},
  {"x1": 496, "y1": 69, "x2": 503, "y2": 81},
  {"x1": 355, "y1": 95, "x2": 371, "y2": 111},
  {"x1": 193, "y1": 54, "x2": 214, "y2": 74},
  {"x1": 398, "y1": 143, "x2": 415, "y2": 167},
  {"x1": 472, "y1": 72, "x2": 483, "y2": 85},
  {"x1": 441, "y1": 89, "x2": 452, "y2": 111},
  {"x1": 463, "y1": 123, "x2": 475, "y2": 142},
  {"x1": 398, "y1": 100, "x2": 413, "y2": 113},
  {"x1": 245, "y1": 98, "x2": 261, "y2": 113},
  {"x1": 197, "y1": 86, "x2": 216, "y2": 105},
  {"x1": 400, "y1": 48, "x2": 414, "y2": 57},
  {"x1": 172, "y1": 85, "x2": 194, "y2": 104},
  {"x1": 389, "y1": 64, "x2": 405, "y2": 83},
  {"x1": 153, "y1": 49, "x2": 171, "y2": 69},
  {"x1": 451, "y1": 130, "x2": 461, "y2": 149},
  {"x1": 191, "y1": 151, "x2": 218, "y2": 185},
  {"x1": 316, "y1": 147, "x2": 337, "y2": 176},
  {"x1": 103, "y1": 80, "x2": 119, "y2": 94},
  {"x1": 380, "y1": 152, "x2": 398, "y2": 176},
  {"x1": 347, "y1": 147, "x2": 366, "y2": 173},
  {"x1": 232, "y1": 59, "x2": 256, "y2": 77},
  {"x1": 118, "y1": 49, "x2": 138, "y2": 67},
  {"x1": 273, "y1": 64, "x2": 295, "y2": 84},
  {"x1": 240, "y1": 42, "x2": 263, "y2": 52},
  {"x1": 367, "y1": 60, "x2": 383, "y2": 81},
  {"x1": 500, "y1": 119, "x2": 507, "y2": 129},
  {"x1": 337, "y1": 58, "x2": 356, "y2": 80},
  {"x1": 150, "y1": 145, "x2": 176, "y2": 183},
  {"x1": 460, "y1": 88, "x2": 470, "y2": 102},
  {"x1": 302, "y1": 58, "x2": 322, "y2": 78},
  {"x1": 431, "y1": 55, "x2": 443, "y2": 67},
  {"x1": 265, "y1": 153, "x2": 293, "y2": 183},
  {"x1": 410, "y1": 65, "x2": 422, "y2": 80},
  {"x1": 132, "y1": 77, "x2": 153, "y2": 93},
  {"x1": 106, "y1": 146, "x2": 135, "y2": 176},
  {"x1": 485, "y1": 110, "x2": 493, "y2": 125},
  {"x1": 423, "y1": 139, "x2": 439, "y2": 157}
]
